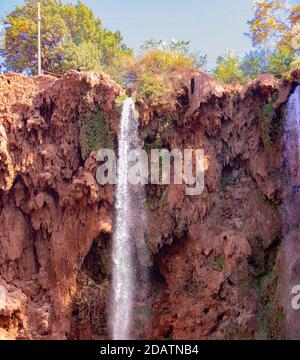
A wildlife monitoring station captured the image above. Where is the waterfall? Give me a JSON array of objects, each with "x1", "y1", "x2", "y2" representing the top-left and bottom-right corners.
[
  {"x1": 283, "y1": 85, "x2": 300, "y2": 339},
  {"x1": 110, "y1": 98, "x2": 148, "y2": 340}
]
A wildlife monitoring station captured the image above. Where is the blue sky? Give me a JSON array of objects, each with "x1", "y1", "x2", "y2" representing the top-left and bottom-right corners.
[{"x1": 0, "y1": 0, "x2": 282, "y2": 69}]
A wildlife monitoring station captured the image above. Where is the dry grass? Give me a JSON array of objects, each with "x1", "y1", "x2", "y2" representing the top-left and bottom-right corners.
[{"x1": 73, "y1": 272, "x2": 109, "y2": 336}]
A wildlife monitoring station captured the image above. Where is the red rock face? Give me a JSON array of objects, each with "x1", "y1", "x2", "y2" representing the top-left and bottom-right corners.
[
  {"x1": 0, "y1": 71, "x2": 120, "y2": 339},
  {"x1": 0, "y1": 69, "x2": 298, "y2": 339},
  {"x1": 144, "y1": 73, "x2": 296, "y2": 340}
]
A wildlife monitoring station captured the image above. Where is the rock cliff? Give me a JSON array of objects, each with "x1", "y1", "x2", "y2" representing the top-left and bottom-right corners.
[{"x1": 0, "y1": 69, "x2": 299, "y2": 339}]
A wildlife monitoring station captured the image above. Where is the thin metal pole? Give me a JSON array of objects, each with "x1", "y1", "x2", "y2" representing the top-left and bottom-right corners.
[{"x1": 37, "y1": 2, "x2": 42, "y2": 75}]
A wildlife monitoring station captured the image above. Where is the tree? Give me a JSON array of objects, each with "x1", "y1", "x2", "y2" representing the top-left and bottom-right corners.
[
  {"x1": 0, "y1": 0, "x2": 131, "y2": 74},
  {"x1": 236, "y1": 1, "x2": 300, "y2": 82},
  {"x1": 140, "y1": 39, "x2": 191, "y2": 55},
  {"x1": 214, "y1": 51, "x2": 246, "y2": 84},
  {"x1": 240, "y1": 47, "x2": 296, "y2": 78},
  {"x1": 248, "y1": 0, "x2": 300, "y2": 53},
  {"x1": 240, "y1": 49, "x2": 270, "y2": 78},
  {"x1": 268, "y1": 47, "x2": 297, "y2": 74}
]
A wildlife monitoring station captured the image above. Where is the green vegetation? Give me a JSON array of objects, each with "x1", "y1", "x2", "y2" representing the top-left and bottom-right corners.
[
  {"x1": 246, "y1": 233, "x2": 284, "y2": 339},
  {"x1": 213, "y1": 254, "x2": 225, "y2": 272},
  {"x1": 0, "y1": 0, "x2": 298, "y2": 90},
  {"x1": 159, "y1": 117, "x2": 174, "y2": 140},
  {"x1": 160, "y1": 188, "x2": 169, "y2": 209},
  {"x1": 258, "y1": 91, "x2": 281, "y2": 147},
  {"x1": 248, "y1": 0, "x2": 299, "y2": 53},
  {"x1": 214, "y1": 0, "x2": 300, "y2": 84},
  {"x1": 248, "y1": 235, "x2": 266, "y2": 277},
  {"x1": 221, "y1": 175, "x2": 236, "y2": 191},
  {"x1": 214, "y1": 51, "x2": 246, "y2": 84},
  {"x1": 130, "y1": 39, "x2": 206, "y2": 104},
  {"x1": 263, "y1": 194, "x2": 282, "y2": 210},
  {"x1": 134, "y1": 319, "x2": 144, "y2": 330},
  {"x1": 143, "y1": 118, "x2": 174, "y2": 155},
  {"x1": 0, "y1": 0, "x2": 131, "y2": 74},
  {"x1": 139, "y1": 39, "x2": 207, "y2": 70},
  {"x1": 214, "y1": 48, "x2": 299, "y2": 84},
  {"x1": 254, "y1": 266, "x2": 285, "y2": 339},
  {"x1": 137, "y1": 306, "x2": 152, "y2": 319},
  {"x1": 143, "y1": 134, "x2": 163, "y2": 154},
  {"x1": 230, "y1": 233, "x2": 284, "y2": 339},
  {"x1": 79, "y1": 108, "x2": 114, "y2": 159},
  {"x1": 208, "y1": 252, "x2": 225, "y2": 272},
  {"x1": 146, "y1": 186, "x2": 169, "y2": 211},
  {"x1": 138, "y1": 69, "x2": 165, "y2": 103},
  {"x1": 253, "y1": 266, "x2": 275, "y2": 291},
  {"x1": 114, "y1": 94, "x2": 128, "y2": 109}
]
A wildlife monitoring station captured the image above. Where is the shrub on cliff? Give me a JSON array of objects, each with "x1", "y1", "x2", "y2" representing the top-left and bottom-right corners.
[
  {"x1": 79, "y1": 108, "x2": 114, "y2": 160},
  {"x1": 214, "y1": 51, "x2": 246, "y2": 84},
  {"x1": 126, "y1": 39, "x2": 207, "y2": 105},
  {"x1": 240, "y1": 48, "x2": 298, "y2": 79}
]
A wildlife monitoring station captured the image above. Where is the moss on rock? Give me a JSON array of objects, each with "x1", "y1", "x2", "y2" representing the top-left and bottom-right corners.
[{"x1": 79, "y1": 107, "x2": 114, "y2": 160}]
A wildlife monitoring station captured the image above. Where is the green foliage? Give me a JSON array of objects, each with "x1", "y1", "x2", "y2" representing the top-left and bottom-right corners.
[
  {"x1": 213, "y1": 254, "x2": 225, "y2": 272},
  {"x1": 253, "y1": 266, "x2": 275, "y2": 291},
  {"x1": 160, "y1": 188, "x2": 169, "y2": 209},
  {"x1": 259, "y1": 92, "x2": 280, "y2": 146},
  {"x1": 221, "y1": 175, "x2": 236, "y2": 191},
  {"x1": 232, "y1": 234, "x2": 284, "y2": 339},
  {"x1": 214, "y1": 51, "x2": 246, "y2": 84},
  {"x1": 129, "y1": 38, "x2": 206, "y2": 104},
  {"x1": 139, "y1": 39, "x2": 207, "y2": 70},
  {"x1": 268, "y1": 47, "x2": 297, "y2": 75},
  {"x1": 138, "y1": 69, "x2": 164, "y2": 103},
  {"x1": 143, "y1": 134, "x2": 163, "y2": 154},
  {"x1": 0, "y1": 0, "x2": 131, "y2": 74},
  {"x1": 114, "y1": 94, "x2": 128, "y2": 109},
  {"x1": 248, "y1": 235, "x2": 266, "y2": 278},
  {"x1": 291, "y1": 55, "x2": 300, "y2": 70},
  {"x1": 143, "y1": 118, "x2": 173, "y2": 155},
  {"x1": 137, "y1": 306, "x2": 152, "y2": 319},
  {"x1": 79, "y1": 108, "x2": 113, "y2": 160},
  {"x1": 246, "y1": 233, "x2": 284, "y2": 339},
  {"x1": 254, "y1": 266, "x2": 284, "y2": 339},
  {"x1": 159, "y1": 117, "x2": 174, "y2": 141},
  {"x1": 56, "y1": 40, "x2": 102, "y2": 73},
  {"x1": 247, "y1": 0, "x2": 300, "y2": 52},
  {"x1": 240, "y1": 49, "x2": 271, "y2": 78},
  {"x1": 215, "y1": 47, "x2": 299, "y2": 83},
  {"x1": 134, "y1": 319, "x2": 144, "y2": 330},
  {"x1": 243, "y1": 1, "x2": 299, "y2": 82},
  {"x1": 141, "y1": 39, "x2": 191, "y2": 55},
  {"x1": 263, "y1": 193, "x2": 282, "y2": 210}
]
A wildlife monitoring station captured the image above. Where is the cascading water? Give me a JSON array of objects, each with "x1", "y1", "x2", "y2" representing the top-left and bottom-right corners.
[
  {"x1": 283, "y1": 85, "x2": 300, "y2": 339},
  {"x1": 110, "y1": 98, "x2": 148, "y2": 340}
]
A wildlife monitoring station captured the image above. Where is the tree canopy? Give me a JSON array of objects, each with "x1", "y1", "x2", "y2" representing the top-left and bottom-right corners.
[
  {"x1": 214, "y1": 51, "x2": 246, "y2": 84},
  {"x1": 0, "y1": 0, "x2": 131, "y2": 74},
  {"x1": 0, "y1": 0, "x2": 299, "y2": 84},
  {"x1": 248, "y1": 0, "x2": 300, "y2": 52},
  {"x1": 214, "y1": 1, "x2": 300, "y2": 84}
]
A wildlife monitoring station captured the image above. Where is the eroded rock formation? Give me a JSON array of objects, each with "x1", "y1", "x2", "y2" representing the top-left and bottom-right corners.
[{"x1": 0, "y1": 69, "x2": 299, "y2": 339}]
